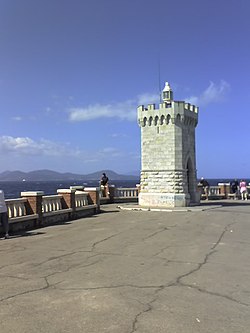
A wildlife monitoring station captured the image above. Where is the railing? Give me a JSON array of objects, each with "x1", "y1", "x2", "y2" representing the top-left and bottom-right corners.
[
  {"x1": 6, "y1": 198, "x2": 27, "y2": 218},
  {"x1": 114, "y1": 188, "x2": 139, "y2": 198},
  {"x1": 5, "y1": 198, "x2": 38, "y2": 224},
  {"x1": 1, "y1": 188, "x2": 99, "y2": 233},
  {"x1": 4, "y1": 183, "x2": 250, "y2": 235},
  {"x1": 75, "y1": 192, "x2": 89, "y2": 209},
  {"x1": 208, "y1": 186, "x2": 221, "y2": 196},
  {"x1": 42, "y1": 195, "x2": 62, "y2": 213}
]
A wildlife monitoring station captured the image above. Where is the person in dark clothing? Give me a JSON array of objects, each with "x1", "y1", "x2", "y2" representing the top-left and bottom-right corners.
[
  {"x1": 0, "y1": 190, "x2": 10, "y2": 239},
  {"x1": 100, "y1": 173, "x2": 109, "y2": 186},
  {"x1": 230, "y1": 179, "x2": 239, "y2": 200},
  {"x1": 199, "y1": 177, "x2": 210, "y2": 200},
  {"x1": 100, "y1": 173, "x2": 110, "y2": 197}
]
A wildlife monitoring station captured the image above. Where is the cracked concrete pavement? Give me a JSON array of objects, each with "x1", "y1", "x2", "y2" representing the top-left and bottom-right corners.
[{"x1": 0, "y1": 201, "x2": 250, "y2": 332}]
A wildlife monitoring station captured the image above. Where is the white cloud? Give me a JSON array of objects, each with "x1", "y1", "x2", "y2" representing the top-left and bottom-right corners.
[
  {"x1": 0, "y1": 136, "x2": 124, "y2": 161},
  {"x1": 67, "y1": 81, "x2": 230, "y2": 123},
  {"x1": 0, "y1": 136, "x2": 73, "y2": 157},
  {"x1": 137, "y1": 93, "x2": 160, "y2": 105},
  {"x1": 68, "y1": 92, "x2": 160, "y2": 123},
  {"x1": 68, "y1": 101, "x2": 136, "y2": 122},
  {"x1": 11, "y1": 116, "x2": 22, "y2": 121},
  {"x1": 110, "y1": 133, "x2": 128, "y2": 138},
  {"x1": 45, "y1": 107, "x2": 52, "y2": 113},
  {"x1": 186, "y1": 80, "x2": 230, "y2": 106},
  {"x1": 95, "y1": 147, "x2": 123, "y2": 159},
  {"x1": 0, "y1": 136, "x2": 140, "y2": 173},
  {"x1": 100, "y1": 147, "x2": 117, "y2": 153}
]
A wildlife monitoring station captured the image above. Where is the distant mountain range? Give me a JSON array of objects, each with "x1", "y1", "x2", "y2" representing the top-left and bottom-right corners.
[{"x1": 0, "y1": 169, "x2": 140, "y2": 181}]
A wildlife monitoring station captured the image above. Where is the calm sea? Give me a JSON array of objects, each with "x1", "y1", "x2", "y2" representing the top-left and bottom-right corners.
[
  {"x1": 0, "y1": 180, "x2": 140, "y2": 199},
  {"x1": 1, "y1": 178, "x2": 249, "y2": 199}
]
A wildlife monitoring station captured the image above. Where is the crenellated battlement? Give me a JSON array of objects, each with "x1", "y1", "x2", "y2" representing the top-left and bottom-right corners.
[
  {"x1": 137, "y1": 100, "x2": 198, "y2": 128},
  {"x1": 137, "y1": 101, "x2": 198, "y2": 113}
]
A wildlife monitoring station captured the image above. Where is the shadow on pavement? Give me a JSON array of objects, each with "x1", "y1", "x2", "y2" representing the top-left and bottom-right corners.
[
  {"x1": 1, "y1": 231, "x2": 46, "y2": 239},
  {"x1": 200, "y1": 200, "x2": 250, "y2": 207},
  {"x1": 100, "y1": 208, "x2": 120, "y2": 214}
]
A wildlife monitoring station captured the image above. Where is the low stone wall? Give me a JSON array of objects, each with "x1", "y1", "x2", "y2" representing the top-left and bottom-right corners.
[
  {"x1": 1, "y1": 187, "x2": 100, "y2": 234},
  {"x1": 199, "y1": 184, "x2": 250, "y2": 200},
  {"x1": 3, "y1": 183, "x2": 250, "y2": 235},
  {"x1": 1, "y1": 185, "x2": 139, "y2": 235}
]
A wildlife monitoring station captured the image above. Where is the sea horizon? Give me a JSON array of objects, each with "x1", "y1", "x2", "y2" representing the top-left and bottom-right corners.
[
  {"x1": 1, "y1": 178, "x2": 250, "y2": 200},
  {"x1": 0, "y1": 179, "x2": 140, "y2": 199}
]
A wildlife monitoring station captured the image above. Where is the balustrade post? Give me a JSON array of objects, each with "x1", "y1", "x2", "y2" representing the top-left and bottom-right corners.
[
  {"x1": 70, "y1": 186, "x2": 85, "y2": 191},
  {"x1": 109, "y1": 185, "x2": 115, "y2": 203},
  {"x1": 218, "y1": 183, "x2": 230, "y2": 198},
  {"x1": 84, "y1": 187, "x2": 100, "y2": 212},
  {"x1": 57, "y1": 189, "x2": 76, "y2": 212},
  {"x1": 21, "y1": 191, "x2": 44, "y2": 225}
]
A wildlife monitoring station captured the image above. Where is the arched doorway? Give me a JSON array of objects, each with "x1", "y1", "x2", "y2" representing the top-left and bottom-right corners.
[{"x1": 186, "y1": 157, "x2": 195, "y2": 202}]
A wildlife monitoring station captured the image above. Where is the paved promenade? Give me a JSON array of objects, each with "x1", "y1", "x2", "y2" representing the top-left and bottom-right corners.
[{"x1": 0, "y1": 201, "x2": 250, "y2": 332}]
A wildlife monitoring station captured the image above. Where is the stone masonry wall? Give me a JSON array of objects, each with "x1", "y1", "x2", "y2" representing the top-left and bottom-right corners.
[
  {"x1": 140, "y1": 170, "x2": 187, "y2": 194},
  {"x1": 141, "y1": 123, "x2": 175, "y2": 170}
]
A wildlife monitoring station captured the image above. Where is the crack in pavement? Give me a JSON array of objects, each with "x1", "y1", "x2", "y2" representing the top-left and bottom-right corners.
[
  {"x1": 1, "y1": 214, "x2": 247, "y2": 333},
  {"x1": 0, "y1": 260, "x2": 101, "y2": 303},
  {"x1": 142, "y1": 224, "x2": 177, "y2": 241},
  {"x1": 175, "y1": 221, "x2": 236, "y2": 285},
  {"x1": 179, "y1": 283, "x2": 249, "y2": 307},
  {"x1": 171, "y1": 221, "x2": 249, "y2": 306},
  {"x1": 91, "y1": 231, "x2": 124, "y2": 251},
  {"x1": 0, "y1": 279, "x2": 51, "y2": 302},
  {"x1": 0, "y1": 255, "x2": 102, "y2": 303},
  {"x1": 0, "y1": 274, "x2": 30, "y2": 281},
  {"x1": 0, "y1": 262, "x2": 27, "y2": 272},
  {"x1": 42, "y1": 258, "x2": 103, "y2": 281},
  {"x1": 128, "y1": 220, "x2": 249, "y2": 332},
  {"x1": 129, "y1": 301, "x2": 153, "y2": 333},
  {"x1": 31, "y1": 248, "x2": 95, "y2": 267},
  {"x1": 55, "y1": 284, "x2": 163, "y2": 291},
  {"x1": 152, "y1": 245, "x2": 171, "y2": 257}
]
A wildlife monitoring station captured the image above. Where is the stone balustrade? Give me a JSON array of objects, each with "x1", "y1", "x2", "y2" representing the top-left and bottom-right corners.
[
  {"x1": 42, "y1": 195, "x2": 63, "y2": 213},
  {"x1": 1, "y1": 188, "x2": 100, "y2": 233},
  {"x1": 3, "y1": 183, "x2": 249, "y2": 235},
  {"x1": 6, "y1": 198, "x2": 28, "y2": 218},
  {"x1": 208, "y1": 186, "x2": 222, "y2": 196},
  {"x1": 75, "y1": 192, "x2": 89, "y2": 208},
  {"x1": 199, "y1": 184, "x2": 250, "y2": 199},
  {"x1": 5, "y1": 197, "x2": 39, "y2": 231},
  {"x1": 115, "y1": 187, "x2": 139, "y2": 198}
]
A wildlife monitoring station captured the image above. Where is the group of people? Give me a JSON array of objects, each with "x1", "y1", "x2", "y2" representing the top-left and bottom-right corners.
[
  {"x1": 199, "y1": 177, "x2": 248, "y2": 201},
  {"x1": 230, "y1": 179, "x2": 248, "y2": 200}
]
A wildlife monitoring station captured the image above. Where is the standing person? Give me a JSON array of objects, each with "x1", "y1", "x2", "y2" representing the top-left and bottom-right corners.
[
  {"x1": 0, "y1": 190, "x2": 10, "y2": 239},
  {"x1": 230, "y1": 179, "x2": 239, "y2": 200},
  {"x1": 100, "y1": 173, "x2": 110, "y2": 196},
  {"x1": 199, "y1": 177, "x2": 210, "y2": 200},
  {"x1": 239, "y1": 179, "x2": 248, "y2": 200}
]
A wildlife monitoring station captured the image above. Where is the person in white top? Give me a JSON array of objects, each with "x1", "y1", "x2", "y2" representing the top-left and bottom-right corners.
[
  {"x1": 0, "y1": 190, "x2": 10, "y2": 239},
  {"x1": 239, "y1": 180, "x2": 248, "y2": 201}
]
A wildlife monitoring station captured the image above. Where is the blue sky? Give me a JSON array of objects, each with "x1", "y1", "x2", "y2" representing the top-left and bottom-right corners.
[{"x1": 0, "y1": 0, "x2": 249, "y2": 178}]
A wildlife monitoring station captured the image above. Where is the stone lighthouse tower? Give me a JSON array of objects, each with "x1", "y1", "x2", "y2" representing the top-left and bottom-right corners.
[{"x1": 137, "y1": 82, "x2": 199, "y2": 207}]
